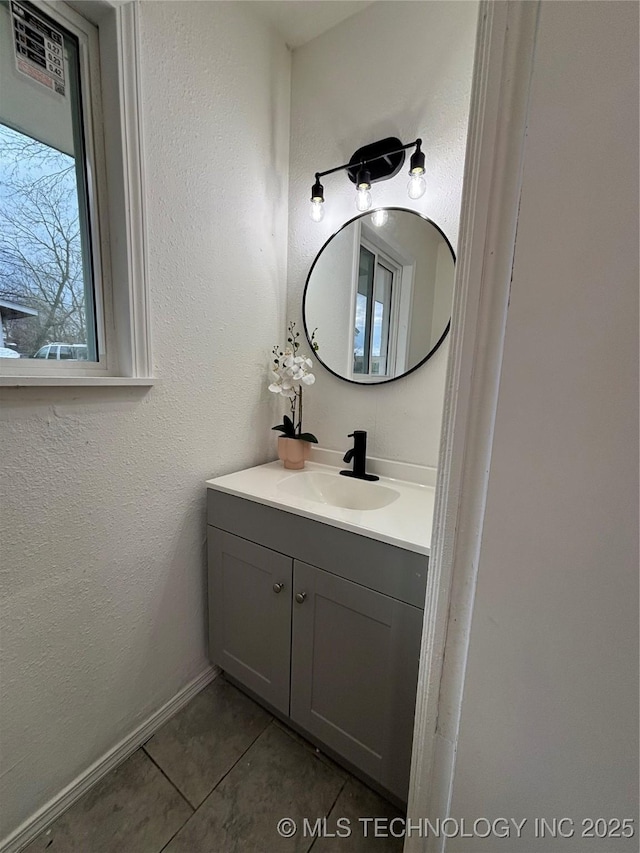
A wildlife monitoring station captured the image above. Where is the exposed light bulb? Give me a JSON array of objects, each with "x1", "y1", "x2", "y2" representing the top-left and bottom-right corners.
[
  {"x1": 371, "y1": 208, "x2": 388, "y2": 227},
  {"x1": 356, "y1": 187, "x2": 372, "y2": 211},
  {"x1": 407, "y1": 173, "x2": 427, "y2": 200},
  {"x1": 310, "y1": 199, "x2": 325, "y2": 222},
  {"x1": 309, "y1": 175, "x2": 324, "y2": 222}
]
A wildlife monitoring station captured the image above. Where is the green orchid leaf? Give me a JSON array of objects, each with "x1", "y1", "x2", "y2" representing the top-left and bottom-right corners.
[{"x1": 272, "y1": 416, "x2": 297, "y2": 437}]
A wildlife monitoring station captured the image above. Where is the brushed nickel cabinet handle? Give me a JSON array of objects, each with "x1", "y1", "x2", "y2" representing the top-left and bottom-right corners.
[
  {"x1": 273, "y1": 582, "x2": 284, "y2": 594},
  {"x1": 295, "y1": 592, "x2": 307, "y2": 604}
]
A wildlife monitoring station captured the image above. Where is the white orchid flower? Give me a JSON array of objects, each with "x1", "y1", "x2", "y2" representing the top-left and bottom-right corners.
[{"x1": 269, "y1": 322, "x2": 319, "y2": 444}]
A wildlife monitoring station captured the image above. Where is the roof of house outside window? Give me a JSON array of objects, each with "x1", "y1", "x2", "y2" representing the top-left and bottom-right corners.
[{"x1": 0, "y1": 298, "x2": 39, "y2": 320}]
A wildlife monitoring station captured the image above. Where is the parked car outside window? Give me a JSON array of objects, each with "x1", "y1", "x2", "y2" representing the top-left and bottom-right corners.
[{"x1": 32, "y1": 343, "x2": 88, "y2": 361}]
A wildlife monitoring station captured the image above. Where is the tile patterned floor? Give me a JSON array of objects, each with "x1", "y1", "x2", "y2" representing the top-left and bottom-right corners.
[{"x1": 25, "y1": 677, "x2": 404, "y2": 852}]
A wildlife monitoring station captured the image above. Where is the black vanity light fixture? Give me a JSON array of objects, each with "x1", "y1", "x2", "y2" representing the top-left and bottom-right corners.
[{"x1": 309, "y1": 136, "x2": 426, "y2": 222}]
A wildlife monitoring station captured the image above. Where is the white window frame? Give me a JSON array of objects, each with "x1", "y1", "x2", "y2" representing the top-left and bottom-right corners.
[{"x1": 0, "y1": 0, "x2": 152, "y2": 386}]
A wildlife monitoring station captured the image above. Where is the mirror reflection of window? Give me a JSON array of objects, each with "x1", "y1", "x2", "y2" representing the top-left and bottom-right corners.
[
  {"x1": 372, "y1": 262, "x2": 393, "y2": 375},
  {"x1": 354, "y1": 246, "x2": 374, "y2": 374},
  {"x1": 353, "y1": 241, "x2": 398, "y2": 378}
]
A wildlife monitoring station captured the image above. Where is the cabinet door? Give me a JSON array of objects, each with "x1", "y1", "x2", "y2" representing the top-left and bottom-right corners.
[
  {"x1": 291, "y1": 560, "x2": 423, "y2": 801},
  {"x1": 208, "y1": 529, "x2": 292, "y2": 715}
]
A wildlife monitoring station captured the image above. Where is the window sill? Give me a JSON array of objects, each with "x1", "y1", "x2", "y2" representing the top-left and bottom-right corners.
[{"x1": 0, "y1": 376, "x2": 155, "y2": 387}]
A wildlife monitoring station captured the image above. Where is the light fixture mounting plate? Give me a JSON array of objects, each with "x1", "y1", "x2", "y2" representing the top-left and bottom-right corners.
[{"x1": 346, "y1": 137, "x2": 405, "y2": 185}]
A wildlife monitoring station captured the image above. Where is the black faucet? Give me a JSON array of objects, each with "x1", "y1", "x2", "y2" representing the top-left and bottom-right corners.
[{"x1": 340, "y1": 431, "x2": 379, "y2": 481}]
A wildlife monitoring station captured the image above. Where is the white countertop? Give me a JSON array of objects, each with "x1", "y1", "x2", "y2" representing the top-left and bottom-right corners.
[{"x1": 206, "y1": 460, "x2": 435, "y2": 556}]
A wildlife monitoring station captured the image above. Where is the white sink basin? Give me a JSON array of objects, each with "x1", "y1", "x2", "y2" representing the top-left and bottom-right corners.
[
  {"x1": 206, "y1": 459, "x2": 436, "y2": 554},
  {"x1": 277, "y1": 471, "x2": 400, "y2": 511}
]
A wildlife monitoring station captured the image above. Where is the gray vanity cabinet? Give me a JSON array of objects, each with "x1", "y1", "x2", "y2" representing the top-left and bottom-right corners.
[
  {"x1": 208, "y1": 530, "x2": 292, "y2": 715},
  {"x1": 207, "y1": 489, "x2": 428, "y2": 802},
  {"x1": 290, "y1": 560, "x2": 423, "y2": 800}
]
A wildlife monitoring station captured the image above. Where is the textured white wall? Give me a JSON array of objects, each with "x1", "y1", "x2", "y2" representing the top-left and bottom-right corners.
[
  {"x1": 0, "y1": 1, "x2": 290, "y2": 840},
  {"x1": 448, "y1": 2, "x2": 639, "y2": 848},
  {"x1": 287, "y1": 1, "x2": 477, "y2": 466}
]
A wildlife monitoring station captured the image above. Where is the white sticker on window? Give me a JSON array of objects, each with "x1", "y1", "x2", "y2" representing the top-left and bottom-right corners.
[{"x1": 11, "y1": 1, "x2": 66, "y2": 97}]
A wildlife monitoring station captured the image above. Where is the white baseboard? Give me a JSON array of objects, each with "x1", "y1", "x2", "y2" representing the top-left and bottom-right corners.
[{"x1": 1, "y1": 665, "x2": 220, "y2": 853}]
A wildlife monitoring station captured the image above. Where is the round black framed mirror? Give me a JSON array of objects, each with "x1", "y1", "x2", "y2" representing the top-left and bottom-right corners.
[{"x1": 303, "y1": 208, "x2": 455, "y2": 384}]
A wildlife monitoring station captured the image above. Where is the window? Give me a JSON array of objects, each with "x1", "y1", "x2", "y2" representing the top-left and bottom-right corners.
[
  {"x1": 0, "y1": 0, "x2": 101, "y2": 364},
  {"x1": 0, "y1": 0, "x2": 152, "y2": 385}
]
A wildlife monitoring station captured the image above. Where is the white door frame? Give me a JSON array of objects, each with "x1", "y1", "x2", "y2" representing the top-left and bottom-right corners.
[{"x1": 406, "y1": 3, "x2": 541, "y2": 851}]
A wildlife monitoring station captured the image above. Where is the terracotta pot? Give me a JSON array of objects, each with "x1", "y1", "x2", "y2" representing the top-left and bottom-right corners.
[{"x1": 277, "y1": 436, "x2": 312, "y2": 470}]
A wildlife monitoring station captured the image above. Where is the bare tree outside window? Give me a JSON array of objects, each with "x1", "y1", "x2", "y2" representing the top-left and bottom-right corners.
[{"x1": 0, "y1": 123, "x2": 90, "y2": 358}]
